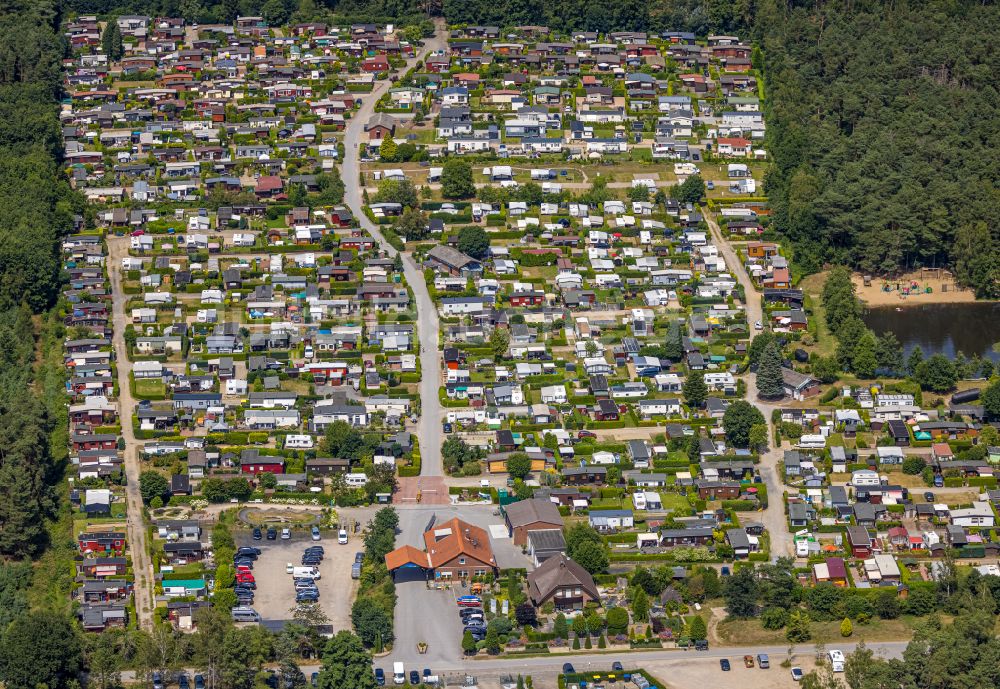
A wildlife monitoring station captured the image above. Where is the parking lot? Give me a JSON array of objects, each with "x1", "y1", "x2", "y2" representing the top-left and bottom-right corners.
[
  {"x1": 238, "y1": 530, "x2": 359, "y2": 628},
  {"x1": 390, "y1": 505, "x2": 534, "y2": 665}
]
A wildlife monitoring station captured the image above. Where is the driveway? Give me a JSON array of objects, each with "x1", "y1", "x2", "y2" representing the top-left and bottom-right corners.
[{"x1": 391, "y1": 568, "x2": 467, "y2": 667}]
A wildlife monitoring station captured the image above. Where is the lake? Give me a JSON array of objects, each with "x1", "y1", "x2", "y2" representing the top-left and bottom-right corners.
[{"x1": 863, "y1": 302, "x2": 1000, "y2": 362}]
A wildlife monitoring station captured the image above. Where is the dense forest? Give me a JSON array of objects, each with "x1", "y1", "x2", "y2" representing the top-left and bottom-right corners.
[
  {"x1": 757, "y1": 0, "x2": 1000, "y2": 297},
  {"x1": 0, "y1": 0, "x2": 80, "y2": 312},
  {"x1": 66, "y1": 0, "x2": 433, "y2": 26}
]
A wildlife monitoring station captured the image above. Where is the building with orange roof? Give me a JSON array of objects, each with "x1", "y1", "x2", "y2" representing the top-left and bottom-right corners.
[{"x1": 384, "y1": 517, "x2": 498, "y2": 580}]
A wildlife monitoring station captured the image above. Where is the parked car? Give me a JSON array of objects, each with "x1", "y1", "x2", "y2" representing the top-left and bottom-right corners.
[
  {"x1": 443, "y1": 422, "x2": 453, "y2": 433},
  {"x1": 281, "y1": 528, "x2": 291, "y2": 539},
  {"x1": 152, "y1": 673, "x2": 164, "y2": 689},
  {"x1": 267, "y1": 528, "x2": 277, "y2": 540},
  {"x1": 720, "y1": 659, "x2": 730, "y2": 671},
  {"x1": 178, "y1": 674, "x2": 190, "y2": 689},
  {"x1": 791, "y1": 667, "x2": 804, "y2": 681},
  {"x1": 252, "y1": 528, "x2": 263, "y2": 540},
  {"x1": 409, "y1": 671, "x2": 420, "y2": 685},
  {"x1": 311, "y1": 526, "x2": 321, "y2": 541},
  {"x1": 562, "y1": 664, "x2": 575, "y2": 675},
  {"x1": 355, "y1": 552, "x2": 365, "y2": 564},
  {"x1": 457, "y1": 596, "x2": 482, "y2": 607},
  {"x1": 338, "y1": 529, "x2": 349, "y2": 544},
  {"x1": 577, "y1": 430, "x2": 596, "y2": 439},
  {"x1": 743, "y1": 655, "x2": 754, "y2": 668},
  {"x1": 757, "y1": 654, "x2": 770, "y2": 669},
  {"x1": 924, "y1": 491, "x2": 935, "y2": 502},
  {"x1": 611, "y1": 662, "x2": 623, "y2": 672},
  {"x1": 194, "y1": 675, "x2": 205, "y2": 689},
  {"x1": 374, "y1": 669, "x2": 385, "y2": 686}
]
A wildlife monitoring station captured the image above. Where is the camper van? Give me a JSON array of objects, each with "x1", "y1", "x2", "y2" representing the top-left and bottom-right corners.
[
  {"x1": 393, "y1": 663, "x2": 405, "y2": 685},
  {"x1": 828, "y1": 650, "x2": 845, "y2": 672},
  {"x1": 231, "y1": 607, "x2": 261, "y2": 622}
]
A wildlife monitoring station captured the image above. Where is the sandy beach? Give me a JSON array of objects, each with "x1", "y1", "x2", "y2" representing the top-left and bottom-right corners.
[{"x1": 851, "y1": 269, "x2": 978, "y2": 307}]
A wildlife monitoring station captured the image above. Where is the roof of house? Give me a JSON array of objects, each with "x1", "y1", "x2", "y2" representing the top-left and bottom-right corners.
[
  {"x1": 526, "y1": 529, "x2": 566, "y2": 551},
  {"x1": 428, "y1": 244, "x2": 479, "y2": 270},
  {"x1": 384, "y1": 544, "x2": 429, "y2": 571},
  {"x1": 504, "y1": 497, "x2": 563, "y2": 529},
  {"x1": 527, "y1": 553, "x2": 599, "y2": 602},
  {"x1": 423, "y1": 517, "x2": 496, "y2": 568}
]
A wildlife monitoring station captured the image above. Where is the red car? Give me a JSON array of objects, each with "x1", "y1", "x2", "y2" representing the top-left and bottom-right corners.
[
  {"x1": 577, "y1": 430, "x2": 597, "y2": 439},
  {"x1": 130, "y1": 230, "x2": 145, "y2": 237},
  {"x1": 236, "y1": 573, "x2": 255, "y2": 584}
]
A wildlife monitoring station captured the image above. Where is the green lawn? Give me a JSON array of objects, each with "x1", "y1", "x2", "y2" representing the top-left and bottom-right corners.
[
  {"x1": 658, "y1": 492, "x2": 692, "y2": 513},
  {"x1": 134, "y1": 378, "x2": 166, "y2": 398}
]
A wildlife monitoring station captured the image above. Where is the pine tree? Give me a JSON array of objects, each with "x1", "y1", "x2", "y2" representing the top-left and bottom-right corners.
[
  {"x1": 461, "y1": 631, "x2": 477, "y2": 655},
  {"x1": 875, "y1": 331, "x2": 904, "y2": 375},
  {"x1": 631, "y1": 588, "x2": 649, "y2": 622},
  {"x1": 687, "y1": 615, "x2": 707, "y2": 641},
  {"x1": 664, "y1": 320, "x2": 684, "y2": 361},
  {"x1": 683, "y1": 370, "x2": 707, "y2": 409},
  {"x1": 852, "y1": 330, "x2": 879, "y2": 378},
  {"x1": 102, "y1": 21, "x2": 124, "y2": 61},
  {"x1": 907, "y1": 345, "x2": 925, "y2": 377},
  {"x1": 756, "y1": 341, "x2": 785, "y2": 399}
]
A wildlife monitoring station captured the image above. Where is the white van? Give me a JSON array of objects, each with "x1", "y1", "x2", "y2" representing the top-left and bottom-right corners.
[
  {"x1": 828, "y1": 649, "x2": 845, "y2": 672},
  {"x1": 292, "y1": 566, "x2": 320, "y2": 579},
  {"x1": 231, "y1": 607, "x2": 261, "y2": 622},
  {"x1": 393, "y1": 662, "x2": 405, "y2": 685}
]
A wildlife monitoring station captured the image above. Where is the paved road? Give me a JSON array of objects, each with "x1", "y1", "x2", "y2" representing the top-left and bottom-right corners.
[
  {"x1": 372, "y1": 640, "x2": 908, "y2": 681},
  {"x1": 704, "y1": 209, "x2": 791, "y2": 559},
  {"x1": 117, "y1": 639, "x2": 907, "y2": 685},
  {"x1": 107, "y1": 237, "x2": 155, "y2": 631},
  {"x1": 342, "y1": 24, "x2": 448, "y2": 478}
]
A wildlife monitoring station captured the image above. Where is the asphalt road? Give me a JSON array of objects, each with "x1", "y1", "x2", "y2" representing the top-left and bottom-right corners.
[
  {"x1": 341, "y1": 24, "x2": 448, "y2": 477},
  {"x1": 107, "y1": 236, "x2": 155, "y2": 630},
  {"x1": 372, "y1": 640, "x2": 909, "y2": 685},
  {"x1": 118, "y1": 639, "x2": 908, "y2": 686}
]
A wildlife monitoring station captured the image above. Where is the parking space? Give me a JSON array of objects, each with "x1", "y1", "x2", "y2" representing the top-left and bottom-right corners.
[{"x1": 238, "y1": 531, "x2": 358, "y2": 628}]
